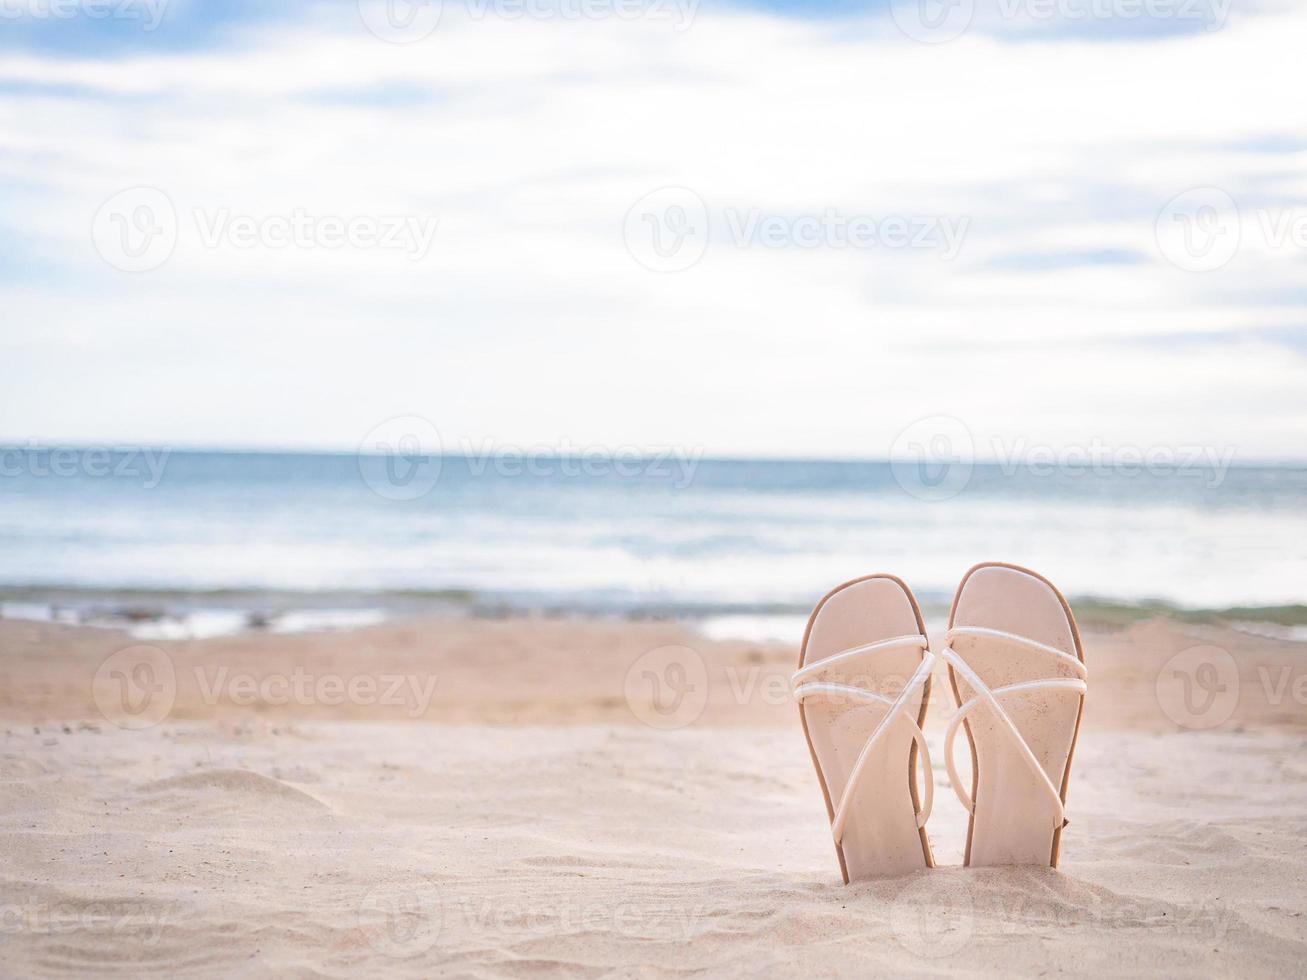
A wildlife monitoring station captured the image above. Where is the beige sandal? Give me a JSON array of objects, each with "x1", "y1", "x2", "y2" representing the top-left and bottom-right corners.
[
  {"x1": 793, "y1": 574, "x2": 936, "y2": 882},
  {"x1": 941, "y1": 562, "x2": 1088, "y2": 867}
]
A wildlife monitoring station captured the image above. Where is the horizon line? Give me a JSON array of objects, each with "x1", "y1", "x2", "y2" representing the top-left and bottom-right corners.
[{"x1": 2, "y1": 442, "x2": 1306, "y2": 471}]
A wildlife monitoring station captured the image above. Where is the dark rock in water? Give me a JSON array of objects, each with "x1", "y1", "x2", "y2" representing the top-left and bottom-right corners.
[
  {"x1": 115, "y1": 606, "x2": 166, "y2": 623},
  {"x1": 246, "y1": 610, "x2": 276, "y2": 630}
]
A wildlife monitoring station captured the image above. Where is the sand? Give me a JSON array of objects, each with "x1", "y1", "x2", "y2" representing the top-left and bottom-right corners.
[{"x1": 1, "y1": 614, "x2": 1305, "y2": 977}]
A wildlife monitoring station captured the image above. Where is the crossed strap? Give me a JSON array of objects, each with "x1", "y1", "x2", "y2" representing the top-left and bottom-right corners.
[
  {"x1": 791, "y1": 634, "x2": 935, "y2": 844},
  {"x1": 793, "y1": 627, "x2": 1088, "y2": 843},
  {"x1": 940, "y1": 627, "x2": 1088, "y2": 829}
]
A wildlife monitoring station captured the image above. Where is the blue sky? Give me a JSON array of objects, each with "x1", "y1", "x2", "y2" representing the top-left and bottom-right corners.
[
  {"x1": 0, "y1": 0, "x2": 1253, "y2": 53},
  {"x1": 0, "y1": 0, "x2": 279, "y2": 53},
  {"x1": 1, "y1": 0, "x2": 1304, "y2": 460}
]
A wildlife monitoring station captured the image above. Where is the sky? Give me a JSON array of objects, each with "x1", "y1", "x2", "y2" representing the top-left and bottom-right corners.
[{"x1": 1, "y1": 0, "x2": 1305, "y2": 462}]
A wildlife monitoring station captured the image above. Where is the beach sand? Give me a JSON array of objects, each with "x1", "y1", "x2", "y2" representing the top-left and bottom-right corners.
[{"x1": 1, "y1": 615, "x2": 1304, "y2": 976}]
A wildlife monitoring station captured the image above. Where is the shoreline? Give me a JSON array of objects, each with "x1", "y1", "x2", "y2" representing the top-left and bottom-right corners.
[
  {"x1": 4, "y1": 585, "x2": 1307, "y2": 645},
  {"x1": 4, "y1": 610, "x2": 1305, "y2": 732}
]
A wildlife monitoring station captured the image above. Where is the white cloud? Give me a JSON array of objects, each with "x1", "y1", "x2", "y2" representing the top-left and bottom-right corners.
[{"x1": 0, "y1": 2, "x2": 1304, "y2": 458}]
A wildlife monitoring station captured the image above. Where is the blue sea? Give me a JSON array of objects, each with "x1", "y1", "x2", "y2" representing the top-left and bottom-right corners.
[{"x1": 1, "y1": 448, "x2": 1305, "y2": 641}]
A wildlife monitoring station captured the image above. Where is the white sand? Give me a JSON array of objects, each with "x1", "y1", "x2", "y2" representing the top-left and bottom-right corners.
[{"x1": 1, "y1": 616, "x2": 1305, "y2": 976}]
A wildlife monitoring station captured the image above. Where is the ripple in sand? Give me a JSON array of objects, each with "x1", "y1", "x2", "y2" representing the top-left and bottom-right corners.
[{"x1": 131, "y1": 768, "x2": 333, "y2": 815}]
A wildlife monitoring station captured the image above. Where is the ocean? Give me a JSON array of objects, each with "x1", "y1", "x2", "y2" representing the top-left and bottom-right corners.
[{"x1": 1, "y1": 448, "x2": 1305, "y2": 641}]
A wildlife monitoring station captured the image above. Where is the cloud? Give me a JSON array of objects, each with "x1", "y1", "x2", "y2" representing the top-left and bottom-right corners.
[
  {"x1": 0, "y1": 0, "x2": 1304, "y2": 458},
  {"x1": 982, "y1": 249, "x2": 1149, "y2": 271}
]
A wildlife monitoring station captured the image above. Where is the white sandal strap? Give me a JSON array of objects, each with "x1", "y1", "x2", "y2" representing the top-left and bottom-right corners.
[
  {"x1": 793, "y1": 680, "x2": 935, "y2": 830},
  {"x1": 940, "y1": 640, "x2": 1086, "y2": 829},
  {"x1": 945, "y1": 626, "x2": 1087, "y2": 678},
  {"x1": 794, "y1": 650, "x2": 936, "y2": 841},
  {"x1": 791, "y1": 633, "x2": 928, "y2": 686}
]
